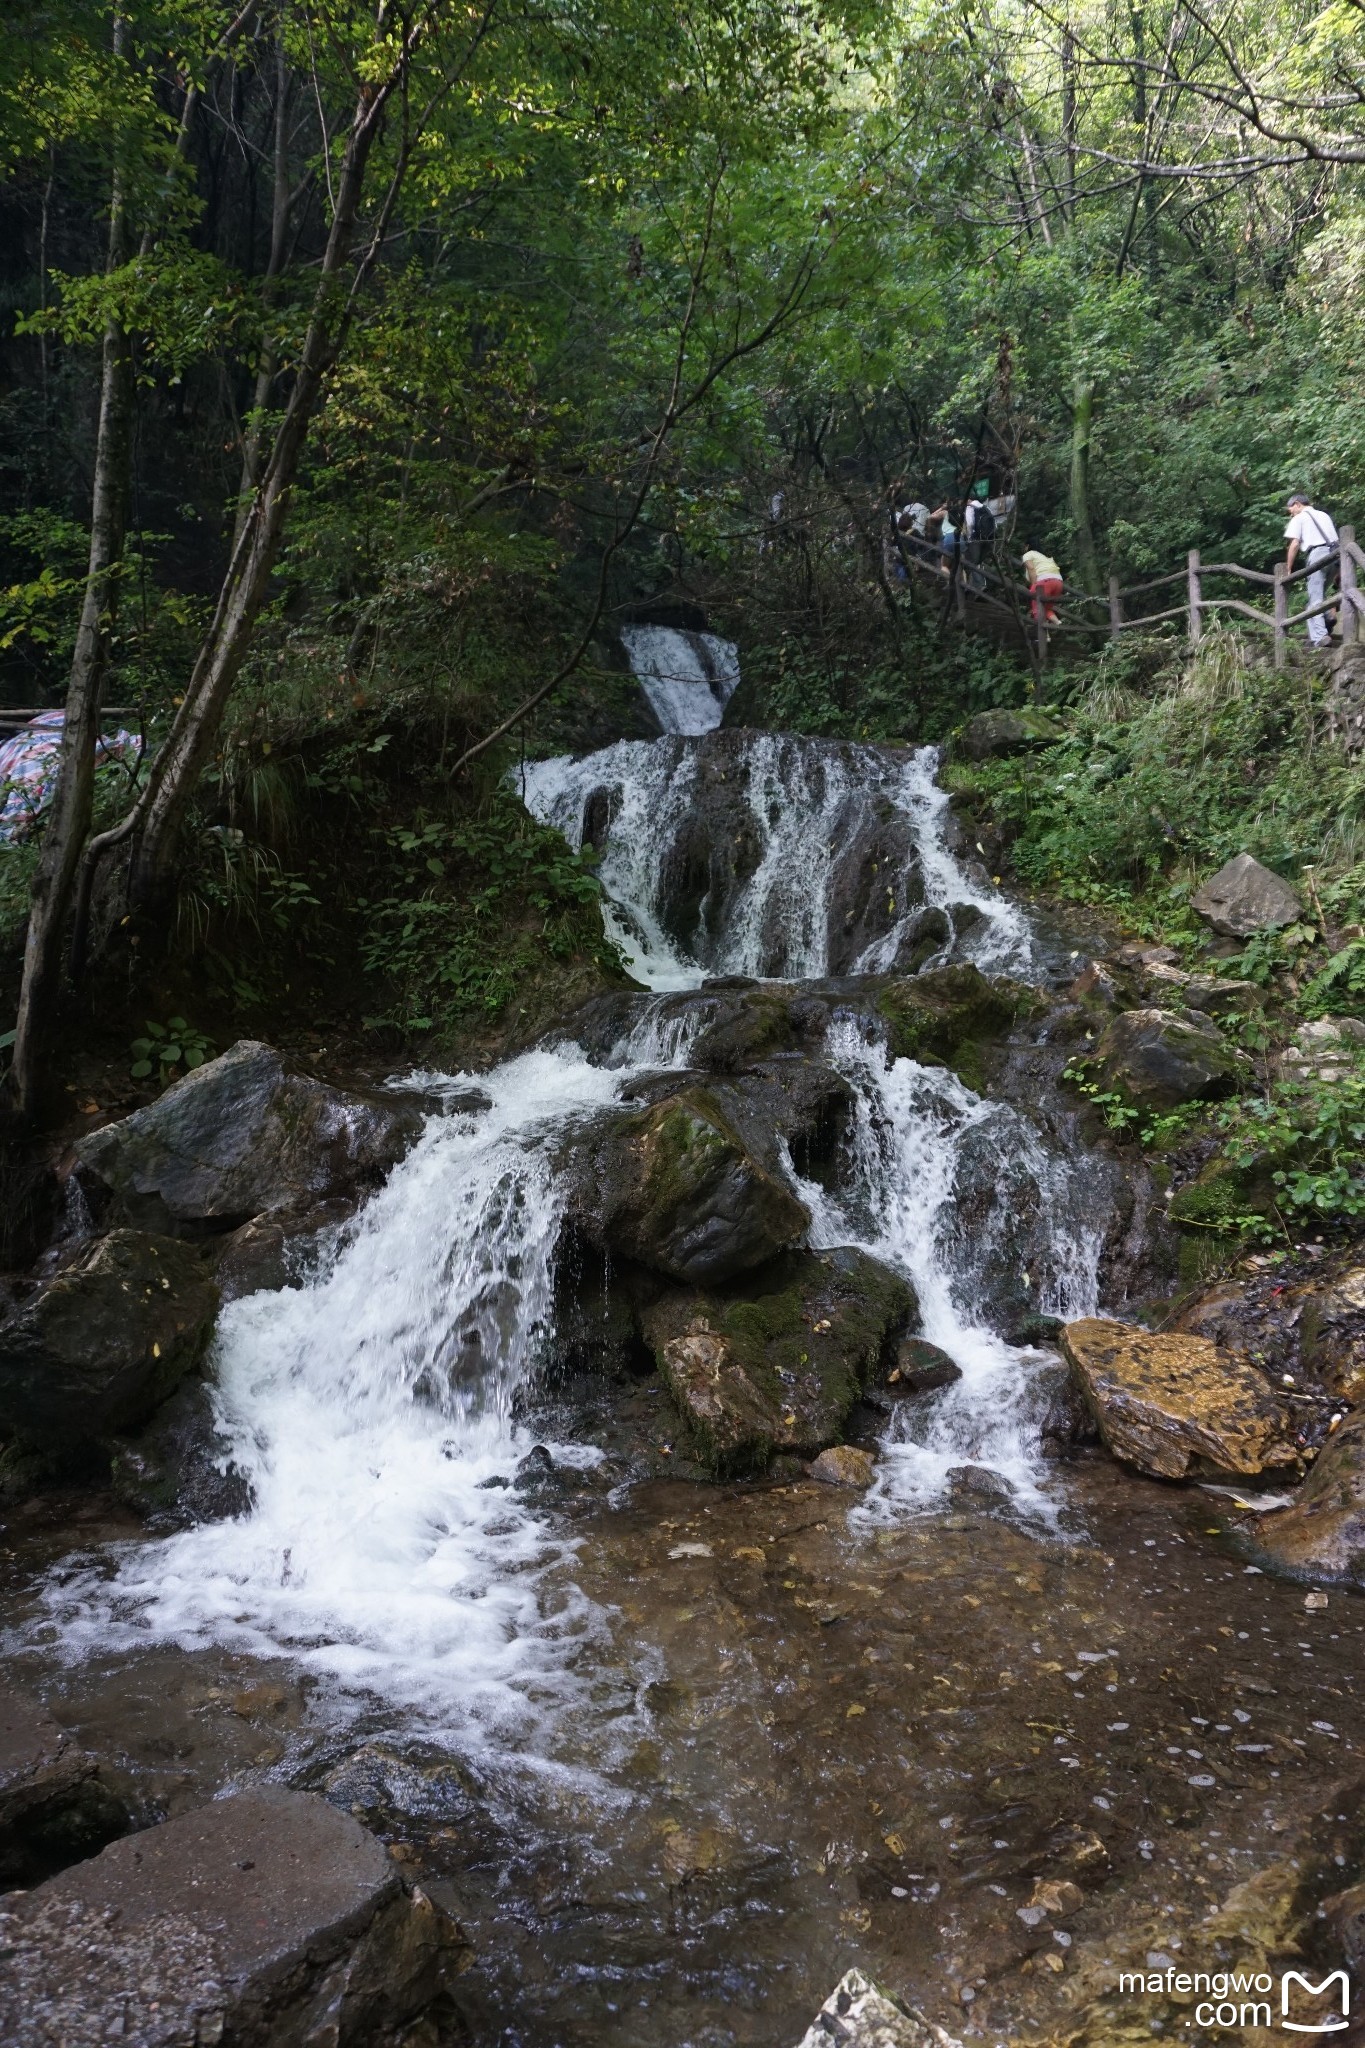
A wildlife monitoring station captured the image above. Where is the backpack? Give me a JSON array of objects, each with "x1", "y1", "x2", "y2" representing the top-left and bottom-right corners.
[{"x1": 972, "y1": 501, "x2": 997, "y2": 543}]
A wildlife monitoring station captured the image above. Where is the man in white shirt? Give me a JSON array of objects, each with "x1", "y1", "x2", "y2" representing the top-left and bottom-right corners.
[{"x1": 1285, "y1": 492, "x2": 1339, "y2": 647}]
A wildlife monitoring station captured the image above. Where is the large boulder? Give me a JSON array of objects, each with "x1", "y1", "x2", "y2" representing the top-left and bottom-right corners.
[
  {"x1": 877, "y1": 964, "x2": 1022, "y2": 1088},
  {"x1": 1191, "y1": 852, "x2": 1301, "y2": 938},
  {"x1": 641, "y1": 1246, "x2": 913, "y2": 1474},
  {"x1": 1060, "y1": 1316, "x2": 1299, "y2": 1479},
  {"x1": 1242, "y1": 1413, "x2": 1365, "y2": 1586},
  {"x1": 584, "y1": 1086, "x2": 811, "y2": 1285},
  {"x1": 0, "y1": 1786, "x2": 467, "y2": 2048},
  {"x1": 0, "y1": 1231, "x2": 218, "y2": 1452},
  {"x1": 954, "y1": 707, "x2": 1065, "y2": 762},
  {"x1": 0, "y1": 1683, "x2": 127, "y2": 1889},
  {"x1": 74, "y1": 1040, "x2": 427, "y2": 1234},
  {"x1": 1093, "y1": 1006, "x2": 1241, "y2": 1109}
]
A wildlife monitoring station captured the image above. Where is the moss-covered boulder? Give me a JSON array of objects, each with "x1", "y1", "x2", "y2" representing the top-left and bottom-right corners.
[
  {"x1": 955, "y1": 707, "x2": 1066, "y2": 761},
  {"x1": 588, "y1": 1087, "x2": 811, "y2": 1285},
  {"x1": 641, "y1": 1246, "x2": 914, "y2": 1474},
  {"x1": 0, "y1": 1232, "x2": 219, "y2": 1453},
  {"x1": 1094, "y1": 1006, "x2": 1242, "y2": 1111},
  {"x1": 876, "y1": 964, "x2": 1021, "y2": 1089}
]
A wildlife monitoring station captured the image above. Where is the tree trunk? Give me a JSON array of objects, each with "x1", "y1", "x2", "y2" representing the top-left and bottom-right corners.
[
  {"x1": 1069, "y1": 372, "x2": 1100, "y2": 596},
  {"x1": 127, "y1": 69, "x2": 398, "y2": 909},
  {"x1": 6, "y1": 17, "x2": 133, "y2": 1125},
  {"x1": 1129, "y1": 3, "x2": 1158, "y2": 283},
  {"x1": 1061, "y1": 24, "x2": 1078, "y2": 225}
]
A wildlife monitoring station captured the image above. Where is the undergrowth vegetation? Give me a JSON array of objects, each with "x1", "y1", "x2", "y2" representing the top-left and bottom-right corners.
[{"x1": 947, "y1": 629, "x2": 1365, "y2": 1254}]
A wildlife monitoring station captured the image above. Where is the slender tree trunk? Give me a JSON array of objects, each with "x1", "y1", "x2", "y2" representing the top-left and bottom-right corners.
[
  {"x1": 1069, "y1": 372, "x2": 1100, "y2": 596},
  {"x1": 1129, "y1": 3, "x2": 1159, "y2": 283},
  {"x1": 235, "y1": 24, "x2": 293, "y2": 542},
  {"x1": 126, "y1": 71, "x2": 398, "y2": 909},
  {"x1": 6, "y1": 18, "x2": 133, "y2": 1124},
  {"x1": 1061, "y1": 24, "x2": 1078, "y2": 225}
]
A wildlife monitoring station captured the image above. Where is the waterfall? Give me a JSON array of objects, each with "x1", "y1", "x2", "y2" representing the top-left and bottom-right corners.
[
  {"x1": 521, "y1": 733, "x2": 1033, "y2": 990},
  {"x1": 793, "y1": 1019, "x2": 1101, "y2": 1523},
  {"x1": 33, "y1": 726, "x2": 1100, "y2": 1743},
  {"x1": 620, "y1": 624, "x2": 740, "y2": 735}
]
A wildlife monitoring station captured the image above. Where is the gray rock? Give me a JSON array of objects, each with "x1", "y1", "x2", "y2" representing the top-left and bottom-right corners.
[
  {"x1": 214, "y1": 1198, "x2": 356, "y2": 1304},
  {"x1": 955, "y1": 707, "x2": 1065, "y2": 762},
  {"x1": 0, "y1": 1785, "x2": 467, "y2": 2048},
  {"x1": 1094, "y1": 1006, "x2": 1241, "y2": 1110},
  {"x1": 1244, "y1": 1413, "x2": 1365, "y2": 1587},
  {"x1": 1191, "y1": 853, "x2": 1301, "y2": 938},
  {"x1": 75, "y1": 1041, "x2": 427, "y2": 1235},
  {"x1": 1281, "y1": 1016, "x2": 1365, "y2": 1084},
  {"x1": 583, "y1": 1085, "x2": 811, "y2": 1285},
  {"x1": 794, "y1": 1968, "x2": 962, "y2": 2047},
  {"x1": 110, "y1": 1378, "x2": 252, "y2": 1529},
  {"x1": 0, "y1": 1683, "x2": 127, "y2": 1889},
  {"x1": 0, "y1": 1231, "x2": 218, "y2": 1451}
]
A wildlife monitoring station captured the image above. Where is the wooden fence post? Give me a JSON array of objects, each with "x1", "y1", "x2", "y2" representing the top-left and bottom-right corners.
[
  {"x1": 1108, "y1": 574, "x2": 1123, "y2": 642},
  {"x1": 1187, "y1": 549, "x2": 1203, "y2": 645},
  {"x1": 1273, "y1": 562, "x2": 1288, "y2": 669},
  {"x1": 1340, "y1": 525, "x2": 1359, "y2": 647}
]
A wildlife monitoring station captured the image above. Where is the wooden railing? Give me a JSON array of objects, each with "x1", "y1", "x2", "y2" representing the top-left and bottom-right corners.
[{"x1": 901, "y1": 524, "x2": 1365, "y2": 669}]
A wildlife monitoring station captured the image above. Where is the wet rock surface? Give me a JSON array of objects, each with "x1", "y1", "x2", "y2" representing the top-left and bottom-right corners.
[
  {"x1": 0, "y1": 1681, "x2": 126, "y2": 1888},
  {"x1": 1093, "y1": 1006, "x2": 1241, "y2": 1110},
  {"x1": 641, "y1": 1247, "x2": 913, "y2": 1472},
  {"x1": 1190, "y1": 851, "x2": 1302, "y2": 937},
  {"x1": 1242, "y1": 1411, "x2": 1365, "y2": 1585},
  {"x1": 74, "y1": 1039, "x2": 428, "y2": 1234},
  {"x1": 583, "y1": 1085, "x2": 812, "y2": 1284},
  {"x1": 108, "y1": 1376, "x2": 252, "y2": 1528},
  {"x1": 954, "y1": 707, "x2": 1067, "y2": 761},
  {"x1": 0, "y1": 1230, "x2": 218, "y2": 1453},
  {"x1": 1061, "y1": 1316, "x2": 1299, "y2": 1478},
  {"x1": 0, "y1": 1785, "x2": 466, "y2": 2047}
]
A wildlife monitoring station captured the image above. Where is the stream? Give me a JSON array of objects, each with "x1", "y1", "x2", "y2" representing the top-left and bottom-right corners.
[{"x1": 3, "y1": 628, "x2": 1361, "y2": 2047}]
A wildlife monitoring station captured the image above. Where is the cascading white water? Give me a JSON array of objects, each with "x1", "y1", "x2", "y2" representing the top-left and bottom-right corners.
[
  {"x1": 34, "y1": 1049, "x2": 676, "y2": 1746},
  {"x1": 520, "y1": 734, "x2": 1033, "y2": 990},
  {"x1": 791, "y1": 1018, "x2": 1101, "y2": 1522},
  {"x1": 620, "y1": 624, "x2": 740, "y2": 735}
]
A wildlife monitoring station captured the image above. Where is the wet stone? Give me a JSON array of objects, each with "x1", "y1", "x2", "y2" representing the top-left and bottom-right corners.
[
  {"x1": 0, "y1": 1681, "x2": 127, "y2": 1889},
  {"x1": 1093, "y1": 1006, "x2": 1241, "y2": 1110},
  {"x1": 891, "y1": 1338, "x2": 962, "y2": 1394},
  {"x1": 809, "y1": 1444, "x2": 877, "y2": 1489},
  {"x1": 794, "y1": 1968, "x2": 963, "y2": 2047},
  {"x1": 0, "y1": 1785, "x2": 466, "y2": 2047},
  {"x1": 1243, "y1": 1411, "x2": 1365, "y2": 1586},
  {"x1": 1061, "y1": 1317, "x2": 1299, "y2": 1479},
  {"x1": 1190, "y1": 851, "x2": 1302, "y2": 937}
]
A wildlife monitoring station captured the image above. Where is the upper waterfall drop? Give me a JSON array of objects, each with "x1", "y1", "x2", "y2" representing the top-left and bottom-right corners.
[
  {"x1": 620, "y1": 624, "x2": 740, "y2": 735},
  {"x1": 519, "y1": 730, "x2": 1035, "y2": 990}
]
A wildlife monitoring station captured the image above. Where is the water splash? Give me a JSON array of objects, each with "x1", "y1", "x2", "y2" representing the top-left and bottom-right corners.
[
  {"x1": 794, "y1": 1018, "x2": 1101, "y2": 1523},
  {"x1": 32, "y1": 1050, "x2": 631, "y2": 1749},
  {"x1": 521, "y1": 733, "x2": 1033, "y2": 990},
  {"x1": 621, "y1": 625, "x2": 739, "y2": 735}
]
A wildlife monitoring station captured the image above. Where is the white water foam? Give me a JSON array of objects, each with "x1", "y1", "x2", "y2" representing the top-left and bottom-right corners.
[
  {"x1": 621, "y1": 624, "x2": 739, "y2": 735},
  {"x1": 520, "y1": 734, "x2": 1033, "y2": 991},
  {"x1": 30, "y1": 1050, "x2": 648, "y2": 1751},
  {"x1": 793, "y1": 1018, "x2": 1101, "y2": 1522}
]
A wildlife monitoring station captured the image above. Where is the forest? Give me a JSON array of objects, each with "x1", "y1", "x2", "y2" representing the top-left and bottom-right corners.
[{"x1": 2, "y1": 4, "x2": 1365, "y2": 2047}]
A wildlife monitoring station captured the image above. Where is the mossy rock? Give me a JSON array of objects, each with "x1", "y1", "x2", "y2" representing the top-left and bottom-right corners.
[
  {"x1": 641, "y1": 1246, "x2": 915, "y2": 1475},
  {"x1": 588, "y1": 1084, "x2": 811, "y2": 1285},
  {"x1": 876, "y1": 964, "x2": 1023, "y2": 1090},
  {"x1": 1169, "y1": 1155, "x2": 1276, "y2": 1233}
]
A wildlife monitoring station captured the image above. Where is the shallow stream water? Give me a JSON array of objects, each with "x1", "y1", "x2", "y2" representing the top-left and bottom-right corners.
[{"x1": 3, "y1": 637, "x2": 1361, "y2": 2046}]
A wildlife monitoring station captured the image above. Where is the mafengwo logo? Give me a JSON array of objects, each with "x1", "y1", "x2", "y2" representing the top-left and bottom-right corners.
[{"x1": 1116, "y1": 1965, "x2": 1351, "y2": 2033}]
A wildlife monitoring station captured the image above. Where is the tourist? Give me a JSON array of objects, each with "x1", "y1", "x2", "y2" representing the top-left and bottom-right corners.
[
  {"x1": 1021, "y1": 546, "x2": 1064, "y2": 624},
  {"x1": 932, "y1": 502, "x2": 960, "y2": 576},
  {"x1": 962, "y1": 487, "x2": 996, "y2": 592},
  {"x1": 1284, "y1": 491, "x2": 1339, "y2": 648}
]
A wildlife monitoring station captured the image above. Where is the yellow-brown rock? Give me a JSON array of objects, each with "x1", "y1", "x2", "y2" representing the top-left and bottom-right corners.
[
  {"x1": 1059, "y1": 1317, "x2": 1297, "y2": 1480},
  {"x1": 808, "y1": 1444, "x2": 876, "y2": 1489}
]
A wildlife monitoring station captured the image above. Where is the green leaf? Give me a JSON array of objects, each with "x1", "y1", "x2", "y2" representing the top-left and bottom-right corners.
[
  {"x1": 145, "y1": 1021, "x2": 166, "y2": 1039},
  {"x1": 185, "y1": 1048, "x2": 206, "y2": 1069},
  {"x1": 130, "y1": 1037, "x2": 153, "y2": 1055},
  {"x1": 167, "y1": 1016, "x2": 187, "y2": 1032},
  {"x1": 130, "y1": 1059, "x2": 153, "y2": 1078},
  {"x1": 0, "y1": 1029, "x2": 15, "y2": 1052},
  {"x1": 161, "y1": 1044, "x2": 182, "y2": 1064}
]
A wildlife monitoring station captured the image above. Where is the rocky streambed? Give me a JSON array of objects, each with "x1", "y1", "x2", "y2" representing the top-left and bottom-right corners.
[{"x1": 2, "y1": 723, "x2": 1364, "y2": 2047}]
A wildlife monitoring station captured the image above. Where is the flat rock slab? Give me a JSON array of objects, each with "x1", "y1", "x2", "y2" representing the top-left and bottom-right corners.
[
  {"x1": 794, "y1": 1968, "x2": 962, "y2": 2047},
  {"x1": 0, "y1": 1785, "x2": 464, "y2": 2047},
  {"x1": 0, "y1": 1683, "x2": 87, "y2": 1831},
  {"x1": 1060, "y1": 1317, "x2": 1298, "y2": 1480},
  {"x1": 1191, "y1": 852, "x2": 1301, "y2": 937}
]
